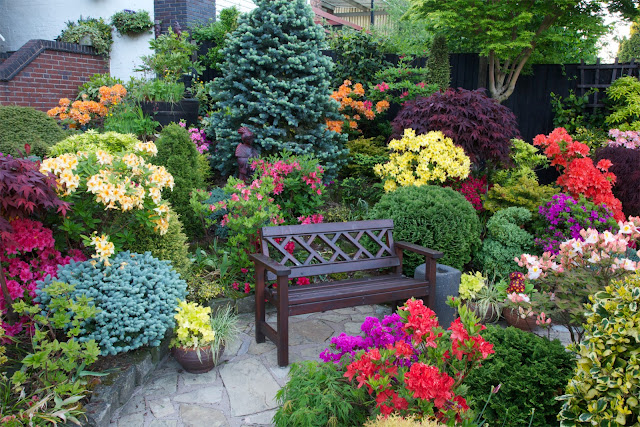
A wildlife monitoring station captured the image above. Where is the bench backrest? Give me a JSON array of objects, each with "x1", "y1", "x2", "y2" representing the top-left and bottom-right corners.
[{"x1": 260, "y1": 219, "x2": 399, "y2": 279}]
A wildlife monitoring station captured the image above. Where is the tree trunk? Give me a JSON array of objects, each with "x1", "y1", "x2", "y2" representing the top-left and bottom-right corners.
[{"x1": 488, "y1": 49, "x2": 533, "y2": 102}]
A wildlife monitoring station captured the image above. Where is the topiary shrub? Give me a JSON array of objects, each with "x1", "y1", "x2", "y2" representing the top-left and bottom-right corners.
[
  {"x1": 558, "y1": 274, "x2": 640, "y2": 426},
  {"x1": 49, "y1": 130, "x2": 140, "y2": 156},
  {"x1": 36, "y1": 251, "x2": 187, "y2": 355},
  {"x1": 122, "y1": 207, "x2": 192, "y2": 279},
  {"x1": 205, "y1": 0, "x2": 348, "y2": 180},
  {"x1": 596, "y1": 146, "x2": 640, "y2": 217},
  {"x1": 477, "y1": 207, "x2": 534, "y2": 280},
  {"x1": 390, "y1": 88, "x2": 520, "y2": 167},
  {"x1": 425, "y1": 34, "x2": 450, "y2": 92},
  {"x1": 369, "y1": 185, "x2": 481, "y2": 271},
  {"x1": 465, "y1": 326, "x2": 575, "y2": 427},
  {"x1": 273, "y1": 360, "x2": 369, "y2": 427},
  {"x1": 0, "y1": 106, "x2": 67, "y2": 157},
  {"x1": 154, "y1": 123, "x2": 206, "y2": 237}
]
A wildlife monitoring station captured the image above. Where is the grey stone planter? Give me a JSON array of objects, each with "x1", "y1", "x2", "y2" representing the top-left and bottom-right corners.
[{"x1": 414, "y1": 263, "x2": 461, "y2": 329}]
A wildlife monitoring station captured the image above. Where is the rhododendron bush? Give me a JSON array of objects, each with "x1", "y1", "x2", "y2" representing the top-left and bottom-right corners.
[
  {"x1": 533, "y1": 127, "x2": 624, "y2": 221},
  {"x1": 517, "y1": 217, "x2": 640, "y2": 343},
  {"x1": 0, "y1": 219, "x2": 85, "y2": 336},
  {"x1": 320, "y1": 299, "x2": 494, "y2": 423},
  {"x1": 39, "y1": 141, "x2": 174, "y2": 262},
  {"x1": 326, "y1": 80, "x2": 390, "y2": 134}
]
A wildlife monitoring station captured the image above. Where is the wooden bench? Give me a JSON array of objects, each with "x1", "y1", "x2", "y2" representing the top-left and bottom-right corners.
[{"x1": 250, "y1": 219, "x2": 444, "y2": 366}]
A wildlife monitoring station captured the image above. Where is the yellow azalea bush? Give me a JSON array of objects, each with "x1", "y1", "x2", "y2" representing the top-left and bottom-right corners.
[
  {"x1": 171, "y1": 300, "x2": 216, "y2": 349},
  {"x1": 40, "y1": 139, "x2": 174, "y2": 262},
  {"x1": 374, "y1": 129, "x2": 470, "y2": 192},
  {"x1": 47, "y1": 84, "x2": 126, "y2": 128}
]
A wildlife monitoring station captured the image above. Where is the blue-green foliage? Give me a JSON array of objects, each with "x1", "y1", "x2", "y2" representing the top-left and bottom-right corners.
[
  {"x1": 37, "y1": 251, "x2": 187, "y2": 355},
  {"x1": 477, "y1": 207, "x2": 534, "y2": 279},
  {"x1": 204, "y1": 0, "x2": 348, "y2": 180},
  {"x1": 204, "y1": 187, "x2": 230, "y2": 238}
]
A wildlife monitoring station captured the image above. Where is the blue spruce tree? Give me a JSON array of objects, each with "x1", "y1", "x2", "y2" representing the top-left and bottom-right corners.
[{"x1": 204, "y1": 0, "x2": 348, "y2": 179}]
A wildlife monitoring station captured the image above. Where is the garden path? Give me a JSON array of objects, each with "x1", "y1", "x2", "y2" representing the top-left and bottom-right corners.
[{"x1": 109, "y1": 304, "x2": 392, "y2": 427}]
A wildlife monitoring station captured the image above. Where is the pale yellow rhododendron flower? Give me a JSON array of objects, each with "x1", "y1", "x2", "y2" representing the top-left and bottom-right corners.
[
  {"x1": 374, "y1": 129, "x2": 471, "y2": 191},
  {"x1": 134, "y1": 141, "x2": 158, "y2": 156},
  {"x1": 96, "y1": 150, "x2": 114, "y2": 166},
  {"x1": 90, "y1": 234, "x2": 115, "y2": 265}
]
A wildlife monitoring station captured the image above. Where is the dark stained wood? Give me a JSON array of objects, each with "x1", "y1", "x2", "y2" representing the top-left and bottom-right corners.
[{"x1": 251, "y1": 220, "x2": 442, "y2": 367}]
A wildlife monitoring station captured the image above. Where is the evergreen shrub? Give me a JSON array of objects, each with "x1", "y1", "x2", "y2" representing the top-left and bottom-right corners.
[
  {"x1": 154, "y1": 123, "x2": 206, "y2": 237},
  {"x1": 369, "y1": 185, "x2": 481, "y2": 271},
  {"x1": 558, "y1": 274, "x2": 640, "y2": 425},
  {"x1": 477, "y1": 207, "x2": 534, "y2": 280},
  {"x1": 0, "y1": 106, "x2": 66, "y2": 157},
  {"x1": 205, "y1": 0, "x2": 348, "y2": 180},
  {"x1": 484, "y1": 175, "x2": 558, "y2": 214},
  {"x1": 465, "y1": 326, "x2": 574, "y2": 426},
  {"x1": 328, "y1": 28, "x2": 390, "y2": 87},
  {"x1": 391, "y1": 88, "x2": 520, "y2": 166},
  {"x1": 37, "y1": 251, "x2": 187, "y2": 355},
  {"x1": 425, "y1": 34, "x2": 450, "y2": 92},
  {"x1": 341, "y1": 136, "x2": 389, "y2": 179}
]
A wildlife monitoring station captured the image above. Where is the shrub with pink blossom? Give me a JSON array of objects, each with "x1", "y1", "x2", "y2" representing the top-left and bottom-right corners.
[
  {"x1": 516, "y1": 217, "x2": 640, "y2": 343},
  {"x1": 606, "y1": 128, "x2": 640, "y2": 149},
  {"x1": 0, "y1": 218, "x2": 85, "y2": 336},
  {"x1": 251, "y1": 151, "x2": 326, "y2": 223}
]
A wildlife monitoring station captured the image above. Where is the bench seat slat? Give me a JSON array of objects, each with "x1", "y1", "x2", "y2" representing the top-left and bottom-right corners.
[{"x1": 272, "y1": 257, "x2": 401, "y2": 279}]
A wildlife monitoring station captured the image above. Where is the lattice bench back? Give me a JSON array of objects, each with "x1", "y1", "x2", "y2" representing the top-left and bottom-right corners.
[{"x1": 260, "y1": 219, "x2": 399, "y2": 279}]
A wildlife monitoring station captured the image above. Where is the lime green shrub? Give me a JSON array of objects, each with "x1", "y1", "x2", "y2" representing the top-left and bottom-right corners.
[
  {"x1": 558, "y1": 274, "x2": 640, "y2": 426},
  {"x1": 154, "y1": 123, "x2": 206, "y2": 237},
  {"x1": 341, "y1": 136, "x2": 389, "y2": 179},
  {"x1": 0, "y1": 106, "x2": 66, "y2": 157},
  {"x1": 369, "y1": 185, "x2": 481, "y2": 271},
  {"x1": 484, "y1": 175, "x2": 558, "y2": 214},
  {"x1": 49, "y1": 130, "x2": 140, "y2": 156}
]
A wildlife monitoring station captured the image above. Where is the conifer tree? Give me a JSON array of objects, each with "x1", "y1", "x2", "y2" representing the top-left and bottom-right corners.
[
  {"x1": 205, "y1": 0, "x2": 348, "y2": 179},
  {"x1": 426, "y1": 34, "x2": 450, "y2": 92}
]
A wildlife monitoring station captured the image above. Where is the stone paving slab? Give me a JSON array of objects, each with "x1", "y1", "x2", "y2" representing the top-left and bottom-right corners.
[{"x1": 109, "y1": 304, "x2": 392, "y2": 427}]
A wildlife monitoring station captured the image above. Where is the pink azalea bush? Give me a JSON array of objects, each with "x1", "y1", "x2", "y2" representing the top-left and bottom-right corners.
[
  {"x1": 516, "y1": 217, "x2": 640, "y2": 342},
  {"x1": 0, "y1": 218, "x2": 85, "y2": 336},
  {"x1": 178, "y1": 121, "x2": 211, "y2": 154},
  {"x1": 606, "y1": 129, "x2": 640, "y2": 149}
]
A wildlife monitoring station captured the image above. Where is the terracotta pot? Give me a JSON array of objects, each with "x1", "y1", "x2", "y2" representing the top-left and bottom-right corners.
[
  {"x1": 172, "y1": 344, "x2": 224, "y2": 374},
  {"x1": 503, "y1": 308, "x2": 537, "y2": 331},
  {"x1": 467, "y1": 302, "x2": 499, "y2": 324}
]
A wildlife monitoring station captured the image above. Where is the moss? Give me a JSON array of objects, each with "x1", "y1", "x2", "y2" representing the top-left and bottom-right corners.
[{"x1": 0, "y1": 106, "x2": 66, "y2": 157}]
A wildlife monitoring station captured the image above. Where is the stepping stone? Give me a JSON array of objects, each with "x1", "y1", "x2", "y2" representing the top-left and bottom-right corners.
[
  {"x1": 243, "y1": 409, "x2": 277, "y2": 425},
  {"x1": 179, "y1": 404, "x2": 229, "y2": 427},
  {"x1": 174, "y1": 384, "x2": 225, "y2": 405},
  {"x1": 181, "y1": 369, "x2": 218, "y2": 386},
  {"x1": 143, "y1": 373, "x2": 178, "y2": 396},
  {"x1": 317, "y1": 313, "x2": 349, "y2": 323},
  {"x1": 344, "y1": 321, "x2": 363, "y2": 335},
  {"x1": 289, "y1": 319, "x2": 334, "y2": 343},
  {"x1": 119, "y1": 393, "x2": 145, "y2": 416},
  {"x1": 248, "y1": 339, "x2": 276, "y2": 355},
  {"x1": 148, "y1": 397, "x2": 176, "y2": 418},
  {"x1": 117, "y1": 412, "x2": 144, "y2": 427},
  {"x1": 220, "y1": 358, "x2": 280, "y2": 417},
  {"x1": 150, "y1": 420, "x2": 178, "y2": 427}
]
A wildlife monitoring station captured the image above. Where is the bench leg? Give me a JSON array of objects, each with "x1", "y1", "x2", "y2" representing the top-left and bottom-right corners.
[
  {"x1": 255, "y1": 267, "x2": 266, "y2": 343},
  {"x1": 276, "y1": 276, "x2": 289, "y2": 367}
]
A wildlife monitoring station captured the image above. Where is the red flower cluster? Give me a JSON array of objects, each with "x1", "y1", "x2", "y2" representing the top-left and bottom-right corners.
[
  {"x1": 507, "y1": 271, "x2": 525, "y2": 293},
  {"x1": 400, "y1": 299, "x2": 442, "y2": 347},
  {"x1": 404, "y1": 363, "x2": 456, "y2": 408},
  {"x1": 533, "y1": 128, "x2": 624, "y2": 221},
  {"x1": 457, "y1": 176, "x2": 489, "y2": 211},
  {"x1": 448, "y1": 318, "x2": 494, "y2": 362}
]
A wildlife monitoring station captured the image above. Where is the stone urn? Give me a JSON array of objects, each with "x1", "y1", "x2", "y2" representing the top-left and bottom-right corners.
[
  {"x1": 467, "y1": 302, "x2": 499, "y2": 324},
  {"x1": 172, "y1": 345, "x2": 224, "y2": 374}
]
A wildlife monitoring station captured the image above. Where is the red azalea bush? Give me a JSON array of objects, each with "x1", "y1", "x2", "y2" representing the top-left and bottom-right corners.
[
  {"x1": 448, "y1": 176, "x2": 490, "y2": 211},
  {"x1": 0, "y1": 218, "x2": 85, "y2": 336},
  {"x1": 533, "y1": 128, "x2": 624, "y2": 221},
  {"x1": 390, "y1": 89, "x2": 520, "y2": 167},
  {"x1": 338, "y1": 299, "x2": 494, "y2": 422}
]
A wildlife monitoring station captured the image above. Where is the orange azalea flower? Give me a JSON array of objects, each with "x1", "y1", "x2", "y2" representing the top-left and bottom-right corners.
[
  {"x1": 353, "y1": 83, "x2": 365, "y2": 96},
  {"x1": 59, "y1": 98, "x2": 71, "y2": 107},
  {"x1": 376, "y1": 100, "x2": 390, "y2": 113}
]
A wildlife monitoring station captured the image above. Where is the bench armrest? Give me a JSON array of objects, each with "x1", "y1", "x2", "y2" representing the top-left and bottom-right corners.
[
  {"x1": 250, "y1": 253, "x2": 291, "y2": 276},
  {"x1": 395, "y1": 241, "x2": 444, "y2": 259}
]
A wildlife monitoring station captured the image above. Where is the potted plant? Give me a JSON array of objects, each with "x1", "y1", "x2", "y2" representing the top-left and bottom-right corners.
[
  {"x1": 129, "y1": 78, "x2": 199, "y2": 127},
  {"x1": 209, "y1": 304, "x2": 240, "y2": 361},
  {"x1": 498, "y1": 272, "x2": 537, "y2": 331},
  {"x1": 459, "y1": 271, "x2": 500, "y2": 323},
  {"x1": 110, "y1": 10, "x2": 154, "y2": 36},
  {"x1": 171, "y1": 300, "x2": 218, "y2": 373}
]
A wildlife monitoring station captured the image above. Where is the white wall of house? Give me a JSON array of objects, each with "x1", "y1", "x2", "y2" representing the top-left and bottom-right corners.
[{"x1": 0, "y1": 0, "x2": 154, "y2": 80}]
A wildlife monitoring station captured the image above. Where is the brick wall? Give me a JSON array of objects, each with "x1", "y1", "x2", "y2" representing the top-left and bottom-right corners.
[
  {"x1": 155, "y1": 0, "x2": 215, "y2": 34},
  {"x1": 0, "y1": 40, "x2": 109, "y2": 111}
]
